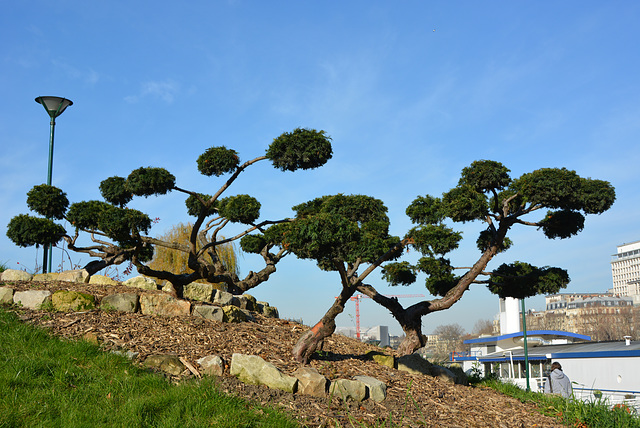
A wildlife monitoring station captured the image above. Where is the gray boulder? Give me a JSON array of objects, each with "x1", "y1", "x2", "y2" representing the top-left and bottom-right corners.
[
  {"x1": 236, "y1": 294, "x2": 257, "y2": 311},
  {"x1": 213, "y1": 289, "x2": 235, "y2": 306},
  {"x1": 293, "y1": 367, "x2": 327, "y2": 397},
  {"x1": 13, "y1": 290, "x2": 52, "y2": 309},
  {"x1": 397, "y1": 354, "x2": 456, "y2": 384},
  {"x1": 365, "y1": 350, "x2": 395, "y2": 368},
  {"x1": 256, "y1": 301, "x2": 280, "y2": 318},
  {"x1": 101, "y1": 293, "x2": 139, "y2": 313},
  {"x1": 143, "y1": 355, "x2": 186, "y2": 376},
  {"x1": 1, "y1": 269, "x2": 33, "y2": 282},
  {"x1": 140, "y1": 293, "x2": 191, "y2": 317},
  {"x1": 197, "y1": 355, "x2": 225, "y2": 376},
  {"x1": 193, "y1": 305, "x2": 224, "y2": 321},
  {"x1": 222, "y1": 305, "x2": 247, "y2": 323},
  {"x1": 354, "y1": 375, "x2": 387, "y2": 402},
  {"x1": 51, "y1": 290, "x2": 95, "y2": 312},
  {"x1": 123, "y1": 276, "x2": 158, "y2": 290},
  {"x1": 89, "y1": 275, "x2": 119, "y2": 285},
  {"x1": 329, "y1": 379, "x2": 367, "y2": 402},
  {"x1": 184, "y1": 283, "x2": 215, "y2": 302},
  {"x1": 0, "y1": 287, "x2": 14, "y2": 305},
  {"x1": 57, "y1": 269, "x2": 90, "y2": 283},
  {"x1": 230, "y1": 354, "x2": 298, "y2": 393},
  {"x1": 32, "y1": 273, "x2": 60, "y2": 282}
]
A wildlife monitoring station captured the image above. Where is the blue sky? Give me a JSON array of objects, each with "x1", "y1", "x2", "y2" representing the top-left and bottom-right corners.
[{"x1": 2, "y1": 1, "x2": 639, "y2": 336}]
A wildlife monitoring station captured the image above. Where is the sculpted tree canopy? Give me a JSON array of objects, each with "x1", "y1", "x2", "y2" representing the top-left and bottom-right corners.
[
  {"x1": 253, "y1": 194, "x2": 405, "y2": 363},
  {"x1": 7, "y1": 128, "x2": 332, "y2": 297},
  {"x1": 276, "y1": 160, "x2": 615, "y2": 362}
]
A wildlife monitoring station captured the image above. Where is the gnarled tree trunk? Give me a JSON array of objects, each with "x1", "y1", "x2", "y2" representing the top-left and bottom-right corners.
[{"x1": 293, "y1": 283, "x2": 357, "y2": 364}]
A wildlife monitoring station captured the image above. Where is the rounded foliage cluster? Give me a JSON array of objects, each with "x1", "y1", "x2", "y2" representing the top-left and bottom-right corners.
[
  {"x1": 197, "y1": 146, "x2": 240, "y2": 177},
  {"x1": 26, "y1": 185, "x2": 69, "y2": 220},
  {"x1": 266, "y1": 128, "x2": 333, "y2": 172},
  {"x1": 126, "y1": 167, "x2": 176, "y2": 197},
  {"x1": 6, "y1": 214, "x2": 66, "y2": 247},
  {"x1": 510, "y1": 168, "x2": 615, "y2": 216},
  {"x1": 406, "y1": 195, "x2": 444, "y2": 225},
  {"x1": 67, "y1": 201, "x2": 112, "y2": 230},
  {"x1": 218, "y1": 195, "x2": 261, "y2": 224},
  {"x1": 476, "y1": 229, "x2": 512, "y2": 253},
  {"x1": 381, "y1": 261, "x2": 416, "y2": 286},
  {"x1": 459, "y1": 160, "x2": 511, "y2": 192},
  {"x1": 407, "y1": 224, "x2": 462, "y2": 257},
  {"x1": 538, "y1": 210, "x2": 585, "y2": 239},
  {"x1": 442, "y1": 185, "x2": 489, "y2": 223},
  {"x1": 279, "y1": 194, "x2": 396, "y2": 268},
  {"x1": 239, "y1": 234, "x2": 268, "y2": 254},
  {"x1": 100, "y1": 176, "x2": 133, "y2": 207},
  {"x1": 185, "y1": 193, "x2": 216, "y2": 217},
  {"x1": 417, "y1": 257, "x2": 458, "y2": 297},
  {"x1": 488, "y1": 261, "x2": 570, "y2": 299},
  {"x1": 97, "y1": 206, "x2": 152, "y2": 245}
]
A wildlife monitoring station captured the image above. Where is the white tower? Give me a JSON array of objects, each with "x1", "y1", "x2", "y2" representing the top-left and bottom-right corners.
[{"x1": 499, "y1": 297, "x2": 521, "y2": 334}]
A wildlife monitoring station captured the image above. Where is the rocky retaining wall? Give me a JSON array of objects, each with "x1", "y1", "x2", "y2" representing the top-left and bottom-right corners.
[{"x1": 0, "y1": 269, "x2": 463, "y2": 403}]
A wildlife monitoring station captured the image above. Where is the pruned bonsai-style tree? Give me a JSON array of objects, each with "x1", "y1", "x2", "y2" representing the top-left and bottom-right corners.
[
  {"x1": 6, "y1": 128, "x2": 332, "y2": 298},
  {"x1": 264, "y1": 160, "x2": 615, "y2": 362}
]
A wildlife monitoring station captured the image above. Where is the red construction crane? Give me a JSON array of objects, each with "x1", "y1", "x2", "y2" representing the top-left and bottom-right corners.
[{"x1": 348, "y1": 293, "x2": 425, "y2": 340}]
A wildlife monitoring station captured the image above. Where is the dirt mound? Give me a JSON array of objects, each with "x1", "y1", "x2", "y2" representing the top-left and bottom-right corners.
[{"x1": 2, "y1": 280, "x2": 562, "y2": 427}]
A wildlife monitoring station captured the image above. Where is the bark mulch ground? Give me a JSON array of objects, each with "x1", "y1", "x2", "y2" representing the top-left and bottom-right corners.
[{"x1": 3, "y1": 280, "x2": 564, "y2": 427}]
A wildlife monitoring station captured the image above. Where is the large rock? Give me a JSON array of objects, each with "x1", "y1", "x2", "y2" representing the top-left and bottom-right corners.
[
  {"x1": 193, "y1": 305, "x2": 224, "y2": 321},
  {"x1": 329, "y1": 379, "x2": 367, "y2": 402},
  {"x1": 101, "y1": 293, "x2": 139, "y2": 313},
  {"x1": 354, "y1": 375, "x2": 387, "y2": 402},
  {"x1": 236, "y1": 294, "x2": 257, "y2": 311},
  {"x1": 222, "y1": 305, "x2": 247, "y2": 323},
  {"x1": 51, "y1": 290, "x2": 95, "y2": 312},
  {"x1": 13, "y1": 290, "x2": 52, "y2": 309},
  {"x1": 57, "y1": 269, "x2": 90, "y2": 283},
  {"x1": 197, "y1": 355, "x2": 225, "y2": 376},
  {"x1": 293, "y1": 367, "x2": 327, "y2": 397},
  {"x1": 139, "y1": 293, "x2": 191, "y2": 317},
  {"x1": 1, "y1": 269, "x2": 33, "y2": 282},
  {"x1": 259, "y1": 303, "x2": 279, "y2": 318},
  {"x1": 143, "y1": 355, "x2": 186, "y2": 376},
  {"x1": 32, "y1": 273, "x2": 60, "y2": 282},
  {"x1": 0, "y1": 286, "x2": 14, "y2": 304},
  {"x1": 397, "y1": 354, "x2": 456, "y2": 384},
  {"x1": 89, "y1": 275, "x2": 119, "y2": 286},
  {"x1": 365, "y1": 350, "x2": 395, "y2": 368},
  {"x1": 213, "y1": 289, "x2": 235, "y2": 306},
  {"x1": 184, "y1": 283, "x2": 215, "y2": 302},
  {"x1": 123, "y1": 276, "x2": 158, "y2": 290},
  {"x1": 230, "y1": 354, "x2": 298, "y2": 393}
]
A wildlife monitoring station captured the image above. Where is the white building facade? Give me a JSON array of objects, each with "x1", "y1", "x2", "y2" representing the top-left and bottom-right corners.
[{"x1": 611, "y1": 240, "x2": 640, "y2": 297}]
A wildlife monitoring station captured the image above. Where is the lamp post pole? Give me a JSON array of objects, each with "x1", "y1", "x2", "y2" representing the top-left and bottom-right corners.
[
  {"x1": 521, "y1": 298, "x2": 531, "y2": 392},
  {"x1": 35, "y1": 96, "x2": 73, "y2": 273}
]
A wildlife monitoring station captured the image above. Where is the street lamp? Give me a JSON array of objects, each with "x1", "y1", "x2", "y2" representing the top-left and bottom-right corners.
[{"x1": 35, "y1": 96, "x2": 73, "y2": 273}]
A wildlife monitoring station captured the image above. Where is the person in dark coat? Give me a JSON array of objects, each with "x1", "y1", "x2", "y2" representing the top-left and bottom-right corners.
[{"x1": 544, "y1": 362, "x2": 573, "y2": 398}]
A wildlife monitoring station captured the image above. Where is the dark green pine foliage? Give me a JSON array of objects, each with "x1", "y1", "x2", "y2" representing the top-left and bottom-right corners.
[
  {"x1": 6, "y1": 128, "x2": 333, "y2": 290},
  {"x1": 384, "y1": 160, "x2": 615, "y2": 300},
  {"x1": 245, "y1": 194, "x2": 399, "y2": 271}
]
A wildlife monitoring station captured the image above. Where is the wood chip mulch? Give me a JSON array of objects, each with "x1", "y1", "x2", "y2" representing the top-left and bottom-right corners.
[{"x1": 2, "y1": 280, "x2": 564, "y2": 427}]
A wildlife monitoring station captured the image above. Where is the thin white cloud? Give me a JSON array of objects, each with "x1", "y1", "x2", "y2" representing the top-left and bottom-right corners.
[
  {"x1": 51, "y1": 59, "x2": 100, "y2": 85},
  {"x1": 125, "y1": 80, "x2": 180, "y2": 104}
]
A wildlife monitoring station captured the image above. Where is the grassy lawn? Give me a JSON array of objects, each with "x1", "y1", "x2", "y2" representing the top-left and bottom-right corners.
[
  {"x1": 0, "y1": 307, "x2": 298, "y2": 428},
  {"x1": 478, "y1": 378, "x2": 640, "y2": 428}
]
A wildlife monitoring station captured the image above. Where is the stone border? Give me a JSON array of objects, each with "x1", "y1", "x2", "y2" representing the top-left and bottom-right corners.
[
  {"x1": 0, "y1": 269, "x2": 464, "y2": 403},
  {"x1": 0, "y1": 270, "x2": 279, "y2": 320}
]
